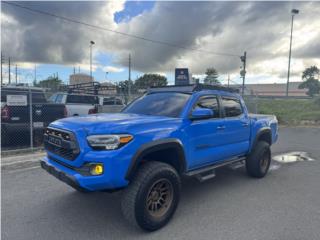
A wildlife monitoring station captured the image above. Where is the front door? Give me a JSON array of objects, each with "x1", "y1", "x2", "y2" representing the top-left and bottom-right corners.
[{"x1": 185, "y1": 95, "x2": 228, "y2": 169}]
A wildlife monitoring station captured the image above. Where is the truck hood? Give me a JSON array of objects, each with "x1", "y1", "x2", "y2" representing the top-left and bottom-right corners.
[{"x1": 50, "y1": 113, "x2": 180, "y2": 135}]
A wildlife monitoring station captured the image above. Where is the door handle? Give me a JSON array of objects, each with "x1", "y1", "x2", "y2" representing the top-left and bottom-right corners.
[
  {"x1": 217, "y1": 126, "x2": 226, "y2": 130},
  {"x1": 242, "y1": 122, "x2": 249, "y2": 127}
]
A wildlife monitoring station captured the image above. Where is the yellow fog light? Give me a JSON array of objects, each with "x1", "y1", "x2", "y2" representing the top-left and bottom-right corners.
[{"x1": 90, "y1": 164, "x2": 104, "y2": 175}]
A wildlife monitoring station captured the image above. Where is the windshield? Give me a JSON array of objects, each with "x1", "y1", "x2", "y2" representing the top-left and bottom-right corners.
[{"x1": 122, "y1": 92, "x2": 190, "y2": 118}]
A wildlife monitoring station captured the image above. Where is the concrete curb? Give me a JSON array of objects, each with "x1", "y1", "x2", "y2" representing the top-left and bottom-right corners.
[{"x1": 1, "y1": 152, "x2": 45, "y2": 171}]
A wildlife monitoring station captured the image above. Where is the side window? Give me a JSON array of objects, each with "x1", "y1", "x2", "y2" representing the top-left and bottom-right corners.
[
  {"x1": 115, "y1": 99, "x2": 123, "y2": 105},
  {"x1": 67, "y1": 95, "x2": 98, "y2": 104},
  {"x1": 103, "y1": 98, "x2": 114, "y2": 105},
  {"x1": 55, "y1": 94, "x2": 64, "y2": 103},
  {"x1": 194, "y1": 95, "x2": 220, "y2": 118},
  {"x1": 49, "y1": 94, "x2": 57, "y2": 103},
  {"x1": 32, "y1": 92, "x2": 47, "y2": 103},
  {"x1": 222, "y1": 97, "x2": 243, "y2": 117},
  {"x1": 1, "y1": 91, "x2": 8, "y2": 102}
]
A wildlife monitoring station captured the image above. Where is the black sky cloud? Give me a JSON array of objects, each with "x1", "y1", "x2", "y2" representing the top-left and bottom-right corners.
[{"x1": 1, "y1": 1, "x2": 320, "y2": 77}]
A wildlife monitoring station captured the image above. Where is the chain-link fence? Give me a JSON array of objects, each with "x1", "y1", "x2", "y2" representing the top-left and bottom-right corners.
[
  {"x1": 1, "y1": 86, "x2": 143, "y2": 153},
  {"x1": 243, "y1": 95, "x2": 259, "y2": 114},
  {"x1": 0, "y1": 88, "x2": 258, "y2": 154},
  {"x1": 1, "y1": 87, "x2": 48, "y2": 152}
]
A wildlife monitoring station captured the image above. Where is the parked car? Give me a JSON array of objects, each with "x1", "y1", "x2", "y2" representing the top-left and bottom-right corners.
[
  {"x1": 49, "y1": 93, "x2": 99, "y2": 116},
  {"x1": 1, "y1": 86, "x2": 67, "y2": 147},
  {"x1": 41, "y1": 84, "x2": 278, "y2": 231},
  {"x1": 97, "y1": 96, "x2": 125, "y2": 113}
]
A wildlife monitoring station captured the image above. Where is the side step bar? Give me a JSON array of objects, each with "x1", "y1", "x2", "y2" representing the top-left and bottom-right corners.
[
  {"x1": 185, "y1": 157, "x2": 246, "y2": 181},
  {"x1": 195, "y1": 170, "x2": 216, "y2": 182}
]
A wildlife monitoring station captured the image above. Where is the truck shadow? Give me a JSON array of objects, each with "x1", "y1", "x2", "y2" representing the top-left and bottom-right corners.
[{"x1": 43, "y1": 166, "x2": 273, "y2": 238}]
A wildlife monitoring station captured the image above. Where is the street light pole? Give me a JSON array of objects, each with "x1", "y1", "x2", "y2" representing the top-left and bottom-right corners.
[
  {"x1": 240, "y1": 51, "x2": 247, "y2": 96},
  {"x1": 8, "y1": 57, "x2": 11, "y2": 84},
  {"x1": 128, "y1": 54, "x2": 131, "y2": 101},
  {"x1": 90, "y1": 40, "x2": 95, "y2": 79},
  {"x1": 1, "y1": 52, "x2": 4, "y2": 85},
  {"x1": 286, "y1": 9, "x2": 299, "y2": 97}
]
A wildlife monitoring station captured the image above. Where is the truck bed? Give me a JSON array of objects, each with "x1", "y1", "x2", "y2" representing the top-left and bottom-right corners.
[{"x1": 249, "y1": 113, "x2": 276, "y2": 121}]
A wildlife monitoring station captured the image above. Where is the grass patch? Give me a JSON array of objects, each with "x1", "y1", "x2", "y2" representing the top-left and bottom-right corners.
[{"x1": 256, "y1": 98, "x2": 320, "y2": 125}]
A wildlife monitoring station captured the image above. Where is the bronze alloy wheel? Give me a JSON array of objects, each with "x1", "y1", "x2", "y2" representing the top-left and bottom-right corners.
[
  {"x1": 121, "y1": 161, "x2": 181, "y2": 231},
  {"x1": 146, "y1": 178, "x2": 173, "y2": 218}
]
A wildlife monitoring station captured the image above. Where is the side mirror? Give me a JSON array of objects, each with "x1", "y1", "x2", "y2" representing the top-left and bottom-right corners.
[{"x1": 190, "y1": 108, "x2": 213, "y2": 120}]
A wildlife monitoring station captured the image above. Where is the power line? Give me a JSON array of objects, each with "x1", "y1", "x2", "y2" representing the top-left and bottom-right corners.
[{"x1": 3, "y1": 1, "x2": 240, "y2": 58}]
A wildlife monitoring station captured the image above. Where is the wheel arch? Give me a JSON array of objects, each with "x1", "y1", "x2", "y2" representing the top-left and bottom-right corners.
[
  {"x1": 125, "y1": 138, "x2": 187, "y2": 181},
  {"x1": 251, "y1": 127, "x2": 272, "y2": 151}
]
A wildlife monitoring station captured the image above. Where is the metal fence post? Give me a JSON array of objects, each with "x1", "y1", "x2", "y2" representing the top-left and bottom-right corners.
[
  {"x1": 255, "y1": 94, "x2": 259, "y2": 114},
  {"x1": 29, "y1": 87, "x2": 34, "y2": 150}
]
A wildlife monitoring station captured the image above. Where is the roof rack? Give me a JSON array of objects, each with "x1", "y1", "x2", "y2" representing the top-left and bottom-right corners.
[
  {"x1": 59, "y1": 82, "x2": 116, "y2": 95},
  {"x1": 148, "y1": 84, "x2": 239, "y2": 94},
  {"x1": 193, "y1": 84, "x2": 239, "y2": 93}
]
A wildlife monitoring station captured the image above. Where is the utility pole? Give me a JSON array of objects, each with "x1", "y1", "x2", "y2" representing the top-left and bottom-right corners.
[
  {"x1": 227, "y1": 74, "x2": 230, "y2": 87},
  {"x1": 34, "y1": 64, "x2": 37, "y2": 86},
  {"x1": 286, "y1": 9, "x2": 299, "y2": 97},
  {"x1": 240, "y1": 51, "x2": 247, "y2": 96},
  {"x1": 15, "y1": 64, "x2": 18, "y2": 84},
  {"x1": 1, "y1": 52, "x2": 3, "y2": 85},
  {"x1": 90, "y1": 40, "x2": 95, "y2": 79},
  {"x1": 105, "y1": 72, "x2": 109, "y2": 81},
  {"x1": 128, "y1": 54, "x2": 131, "y2": 100},
  {"x1": 8, "y1": 57, "x2": 11, "y2": 84}
]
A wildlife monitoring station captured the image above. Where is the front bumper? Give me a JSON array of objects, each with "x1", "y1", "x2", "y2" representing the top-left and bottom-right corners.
[
  {"x1": 40, "y1": 160, "x2": 86, "y2": 192},
  {"x1": 41, "y1": 153, "x2": 130, "y2": 191}
]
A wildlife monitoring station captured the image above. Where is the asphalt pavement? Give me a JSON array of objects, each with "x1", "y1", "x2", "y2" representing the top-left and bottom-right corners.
[{"x1": 2, "y1": 127, "x2": 320, "y2": 240}]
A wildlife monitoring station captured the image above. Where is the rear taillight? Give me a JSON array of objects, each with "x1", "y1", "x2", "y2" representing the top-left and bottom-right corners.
[
  {"x1": 63, "y1": 106, "x2": 68, "y2": 118},
  {"x1": 1, "y1": 105, "x2": 10, "y2": 121},
  {"x1": 88, "y1": 108, "x2": 97, "y2": 114}
]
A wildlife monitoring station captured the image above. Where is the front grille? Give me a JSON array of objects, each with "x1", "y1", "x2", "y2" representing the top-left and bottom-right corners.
[{"x1": 44, "y1": 127, "x2": 79, "y2": 160}]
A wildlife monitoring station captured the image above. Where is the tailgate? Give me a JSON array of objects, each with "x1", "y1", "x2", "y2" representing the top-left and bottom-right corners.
[
  {"x1": 2, "y1": 104, "x2": 65, "y2": 125},
  {"x1": 32, "y1": 104, "x2": 65, "y2": 124}
]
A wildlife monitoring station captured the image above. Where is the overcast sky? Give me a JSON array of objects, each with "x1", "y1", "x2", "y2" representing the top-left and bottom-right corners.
[{"x1": 1, "y1": 1, "x2": 320, "y2": 85}]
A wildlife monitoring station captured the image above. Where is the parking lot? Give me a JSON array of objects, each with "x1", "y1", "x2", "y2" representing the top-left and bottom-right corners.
[{"x1": 2, "y1": 126, "x2": 320, "y2": 240}]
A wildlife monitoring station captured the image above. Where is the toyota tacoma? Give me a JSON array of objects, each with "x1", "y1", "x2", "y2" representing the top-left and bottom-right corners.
[{"x1": 41, "y1": 84, "x2": 278, "y2": 231}]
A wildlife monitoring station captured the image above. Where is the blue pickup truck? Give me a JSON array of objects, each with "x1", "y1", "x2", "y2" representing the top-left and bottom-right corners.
[{"x1": 41, "y1": 84, "x2": 278, "y2": 231}]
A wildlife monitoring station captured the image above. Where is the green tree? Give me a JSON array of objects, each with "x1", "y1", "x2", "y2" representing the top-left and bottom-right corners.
[
  {"x1": 298, "y1": 66, "x2": 320, "y2": 97},
  {"x1": 116, "y1": 80, "x2": 135, "y2": 94},
  {"x1": 134, "y1": 74, "x2": 167, "y2": 89},
  {"x1": 34, "y1": 76, "x2": 63, "y2": 91},
  {"x1": 204, "y1": 68, "x2": 220, "y2": 85},
  {"x1": 192, "y1": 77, "x2": 200, "y2": 84}
]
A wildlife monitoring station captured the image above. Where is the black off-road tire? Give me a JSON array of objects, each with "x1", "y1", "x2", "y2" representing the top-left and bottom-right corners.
[
  {"x1": 246, "y1": 141, "x2": 271, "y2": 178},
  {"x1": 121, "y1": 161, "x2": 181, "y2": 231}
]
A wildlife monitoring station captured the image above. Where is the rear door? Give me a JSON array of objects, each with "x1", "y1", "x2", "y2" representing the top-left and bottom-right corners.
[{"x1": 220, "y1": 96, "x2": 250, "y2": 158}]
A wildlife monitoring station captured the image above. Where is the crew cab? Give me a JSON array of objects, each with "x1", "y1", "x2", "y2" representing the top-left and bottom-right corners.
[
  {"x1": 1, "y1": 86, "x2": 66, "y2": 147},
  {"x1": 49, "y1": 93, "x2": 99, "y2": 116},
  {"x1": 41, "y1": 84, "x2": 278, "y2": 231}
]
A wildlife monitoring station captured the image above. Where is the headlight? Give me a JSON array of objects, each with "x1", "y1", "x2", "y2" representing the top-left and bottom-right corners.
[{"x1": 87, "y1": 134, "x2": 133, "y2": 150}]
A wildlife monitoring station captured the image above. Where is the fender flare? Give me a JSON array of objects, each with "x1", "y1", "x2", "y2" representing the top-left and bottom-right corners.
[
  {"x1": 125, "y1": 138, "x2": 187, "y2": 180},
  {"x1": 251, "y1": 127, "x2": 272, "y2": 151}
]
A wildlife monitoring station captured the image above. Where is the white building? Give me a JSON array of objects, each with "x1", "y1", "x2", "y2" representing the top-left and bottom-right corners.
[
  {"x1": 99, "y1": 81, "x2": 117, "y2": 95},
  {"x1": 69, "y1": 73, "x2": 94, "y2": 85}
]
